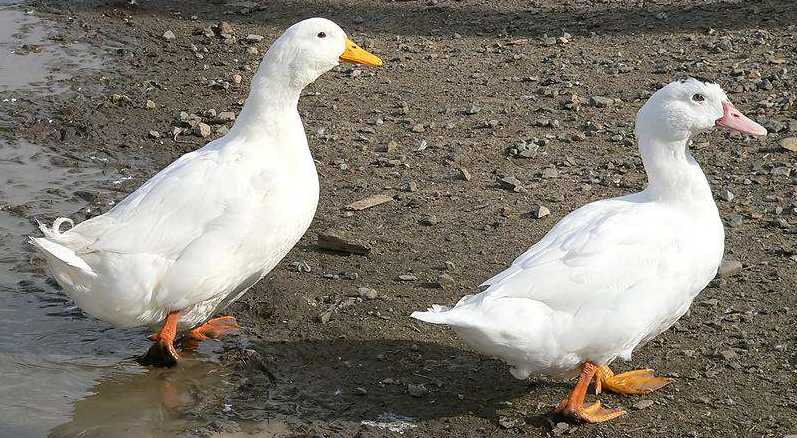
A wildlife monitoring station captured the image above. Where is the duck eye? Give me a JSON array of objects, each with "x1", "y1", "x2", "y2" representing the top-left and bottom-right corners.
[
  {"x1": 691, "y1": 93, "x2": 705, "y2": 102},
  {"x1": 317, "y1": 32, "x2": 326, "y2": 38}
]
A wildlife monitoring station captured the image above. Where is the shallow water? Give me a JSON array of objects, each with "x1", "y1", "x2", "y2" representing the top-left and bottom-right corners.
[
  {"x1": 0, "y1": 5, "x2": 234, "y2": 437},
  {"x1": 0, "y1": 6, "x2": 99, "y2": 93}
]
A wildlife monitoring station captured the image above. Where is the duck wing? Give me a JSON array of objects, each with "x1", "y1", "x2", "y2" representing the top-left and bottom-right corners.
[
  {"x1": 472, "y1": 196, "x2": 687, "y2": 313},
  {"x1": 36, "y1": 140, "x2": 280, "y2": 309}
]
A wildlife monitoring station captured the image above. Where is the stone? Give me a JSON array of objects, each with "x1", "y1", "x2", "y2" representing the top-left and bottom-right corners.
[
  {"x1": 193, "y1": 25, "x2": 214, "y2": 38},
  {"x1": 246, "y1": 34, "x2": 264, "y2": 42},
  {"x1": 411, "y1": 123, "x2": 425, "y2": 133},
  {"x1": 145, "y1": 99, "x2": 156, "y2": 110},
  {"x1": 541, "y1": 167, "x2": 559, "y2": 179},
  {"x1": 216, "y1": 21, "x2": 234, "y2": 37},
  {"x1": 232, "y1": 74, "x2": 243, "y2": 85},
  {"x1": 208, "y1": 79, "x2": 231, "y2": 90},
  {"x1": 380, "y1": 140, "x2": 399, "y2": 153},
  {"x1": 246, "y1": 46, "x2": 259, "y2": 56},
  {"x1": 194, "y1": 122, "x2": 212, "y2": 138},
  {"x1": 718, "y1": 257, "x2": 742, "y2": 277},
  {"x1": 633, "y1": 399, "x2": 655, "y2": 410},
  {"x1": 317, "y1": 229, "x2": 371, "y2": 255},
  {"x1": 530, "y1": 205, "x2": 550, "y2": 219},
  {"x1": 148, "y1": 130, "x2": 161, "y2": 139},
  {"x1": 590, "y1": 95, "x2": 614, "y2": 108},
  {"x1": 552, "y1": 422, "x2": 569, "y2": 436},
  {"x1": 319, "y1": 310, "x2": 332, "y2": 324},
  {"x1": 215, "y1": 125, "x2": 230, "y2": 136},
  {"x1": 420, "y1": 215, "x2": 439, "y2": 226},
  {"x1": 217, "y1": 111, "x2": 236, "y2": 123},
  {"x1": 499, "y1": 176, "x2": 526, "y2": 193},
  {"x1": 718, "y1": 349, "x2": 739, "y2": 361},
  {"x1": 357, "y1": 287, "x2": 378, "y2": 300},
  {"x1": 780, "y1": 137, "x2": 797, "y2": 152},
  {"x1": 346, "y1": 194, "x2": 393, "y2": 211},
  {"x1": 401, "y1": 180, "x2": 418, "y2": 192},
  {"x1": 435, "y1": 273, "x2": 455, "y2": 289},
  {"x1": 290, "y1": 260, "x2": 311, "y2": 273},
  {"x1": 162, "y1": 30, "x2": 176, "y2": 41},
  {"x1": 407, "y1": 383, "x2": 428, "y2": 397},
  {"x1": 465, "y1": 103, "x2": 481, "y2": 115},
  {"x1": 397, "y1": 274, "x2": 418, "y2": 281},
  {"x1": 457, "y1": 166, "x2": 472, "y2": 181},
  {"x1": 498, "y1": 416, "x2": 518, "y2": 429},
  {"x1": 110, "y1": 94, "x2": 132, "y2": 105},
  {"x1": 720, "y1": 189, "x2": 734, "y2": 202},
  {"x1": 727, "y1": 214, "x2": 744, "y2": 227}
]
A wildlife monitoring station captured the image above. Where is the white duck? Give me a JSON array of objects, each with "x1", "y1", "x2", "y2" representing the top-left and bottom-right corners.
[
  {"x1": 412, "y1": 78, "x2": 766, "y2": 422},
  {"x1": 30, "y1": 18, "x2": 382, "y2": 366}
]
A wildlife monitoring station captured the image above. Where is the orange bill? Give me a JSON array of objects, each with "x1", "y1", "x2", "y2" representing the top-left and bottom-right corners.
[{"x1": 340, "y1": 38, "x2": 383, "y2": 67}]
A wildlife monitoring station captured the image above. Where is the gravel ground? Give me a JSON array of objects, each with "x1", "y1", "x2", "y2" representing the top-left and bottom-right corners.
[{"x1": 6, "y1": 0, "x2": 797, "y2": 436}]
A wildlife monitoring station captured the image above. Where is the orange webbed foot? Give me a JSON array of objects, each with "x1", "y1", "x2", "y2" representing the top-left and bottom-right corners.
[
  {"x1": 597, "y1": 366, "x2": 672, "y2": 395},
  {"x1": 555, "y1": 399, "x2": 626, "y2": 423},
  {"x1": 140, "y1": 311, "x2": 181, "y2": 367},
  {"x1": 181, "y1": 315, "x2": 239, "y2": 350},
  {"x1": 554, "y1": 362, "x2": 626, "y2": 423}
]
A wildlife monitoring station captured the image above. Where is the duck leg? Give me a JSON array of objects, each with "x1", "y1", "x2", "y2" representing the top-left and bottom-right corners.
[
  {"x1": 140, "y1": 310, "x2": 181, "y2": 367},
  {"x1": 181, "y1": 316, "x2": 240, "y2": 351},
  {"x1": 554, "y1": 362, "x2": 625, "y2": 423},
  {"x1": 596, "y1": 365, "x2": 672, "y2": 395}
]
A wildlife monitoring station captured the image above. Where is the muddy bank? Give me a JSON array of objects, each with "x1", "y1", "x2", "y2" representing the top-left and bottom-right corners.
[{"x1": 3, "y1": 0, "x2": 797, "y2": 436}]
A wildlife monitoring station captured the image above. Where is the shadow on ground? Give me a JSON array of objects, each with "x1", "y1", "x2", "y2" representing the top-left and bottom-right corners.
[
  {"x1": 48, "y1": 339, "x2": 562, "y2": 437},
  {"x1": 221, "y1": 338, "x2": 551, "y2": 423}
]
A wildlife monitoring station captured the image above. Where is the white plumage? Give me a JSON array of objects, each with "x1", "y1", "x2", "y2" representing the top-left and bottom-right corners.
[
  {"x1": 412, "y1": 78, "x2": 766, "y2": 383},
  {"x1": 31, "y1": 18, "x2": 382, "y2": 335}
]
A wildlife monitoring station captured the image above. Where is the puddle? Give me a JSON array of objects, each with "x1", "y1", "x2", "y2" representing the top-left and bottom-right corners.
[
  {"x1": 0, "y1": 5, "x2": 100, "y2": 94},
  {"x1": 48, "y1": 359, "x2": 235, "y2": 438},
  {"x1": 0, "y1": 6, "x2": 238, "y2": 438}
]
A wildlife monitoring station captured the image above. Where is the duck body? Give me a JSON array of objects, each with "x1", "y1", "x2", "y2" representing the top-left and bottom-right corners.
[
  {"x1": 411, "y1": 78, "x2": 749, "y2": 382},
  {"x1": 30, "y1": 17, "x2": 383, "y2": 339},
  {"x1": 32, "y1": 101, "x2": 319, "y2": 329},
  {"x1": 420, "y1": 186, "x2": 723, "y2": 379}
]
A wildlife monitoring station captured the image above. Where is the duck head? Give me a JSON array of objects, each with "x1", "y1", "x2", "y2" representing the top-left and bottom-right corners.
[
  {"x1": 260, "y1": 17, "x2": 382, "y2": 90},
  {"x1": 635, "y1": 77, "x2": 767, "y2": 142}
]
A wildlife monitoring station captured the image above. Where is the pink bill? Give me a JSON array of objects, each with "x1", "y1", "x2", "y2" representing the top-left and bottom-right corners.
[{"x1": 715, "y1": 101, "x2": 767, "y2": 136}]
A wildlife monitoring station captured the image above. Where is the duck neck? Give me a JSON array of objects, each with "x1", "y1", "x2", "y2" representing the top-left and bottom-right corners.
[
  {"x1": 638, "y1": 133, "x2": 713, "y2": 204},
  {"x1": 235, "y1": 62, "x2": 302, "y2": 124}
]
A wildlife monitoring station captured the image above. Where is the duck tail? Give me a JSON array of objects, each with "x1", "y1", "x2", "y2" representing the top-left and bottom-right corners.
[
  {"x1": 36, "y1": 217, "x2": 74, "y2": 240},
  {"x1": 410, "y1": 304, "x2": 452, "y2": 325},
  {"x1": 29, "y1": 217, "x2": 96, "y2": 277}
]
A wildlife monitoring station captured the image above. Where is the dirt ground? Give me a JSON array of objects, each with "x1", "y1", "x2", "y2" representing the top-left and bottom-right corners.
[{"x1": 9, "y1": 0, "x2": 797, "y2": 436}]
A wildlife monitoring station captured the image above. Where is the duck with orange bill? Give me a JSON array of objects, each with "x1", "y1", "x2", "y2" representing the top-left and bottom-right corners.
[{"x1": 30, "y1": 18, "x2": 383, "y2": 366}]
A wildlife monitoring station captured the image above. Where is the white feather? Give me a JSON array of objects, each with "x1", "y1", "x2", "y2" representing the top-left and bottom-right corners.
[
  {"x1": 412, "y1": 79, "x2": 733, "y2": 378},
  {"x1": 29, "y1": 18, "x2": 361, "y2": 330}
]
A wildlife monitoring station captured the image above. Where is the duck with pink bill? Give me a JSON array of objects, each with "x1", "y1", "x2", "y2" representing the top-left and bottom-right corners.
[{"x1": 411, "y1": 77, "x2": 766, "y2": 423}]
